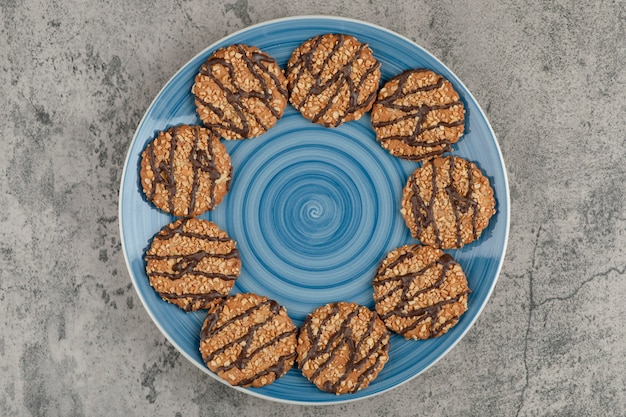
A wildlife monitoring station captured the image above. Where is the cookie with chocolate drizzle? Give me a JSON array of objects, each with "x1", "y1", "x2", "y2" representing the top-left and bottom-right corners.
[
  {"x1": 140, "y1": 125, "x2": 232, "y2": 217},
  {"x1": 297, "y1": 302, "x2": 390, "y2": 395},
  {"x1": 286, "y1": 33, "x2": 381, "y2": 127},
  {"x1": 401, "y1": 155, "x2": 496, "y2": 249},
  {"x1": 371, "y1": 69, "x2": 465, "y2": 161},
  {"x1": 373, "y1": 244, "x2": 470, "y2": 340},
  {"x1": 144, "y1": 217, "x2": 241, "y2": 312},
  {"x1": 192, "y1": 44, "x2": 288, "y2": 139},
  {"x1": 199, "y1": 293, "x2": 298, "y2": 388}
]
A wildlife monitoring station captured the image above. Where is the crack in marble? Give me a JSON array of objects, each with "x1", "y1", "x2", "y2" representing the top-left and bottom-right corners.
[
  {"x1": 535, "y1": 266, "x2": 626, "y2": 308},
  {"x1": 516, "y1": 224, "x2": 542, "y2": 417},
  {"x1": 515, "y1": 224, "x2": 625, "y2": 417}
]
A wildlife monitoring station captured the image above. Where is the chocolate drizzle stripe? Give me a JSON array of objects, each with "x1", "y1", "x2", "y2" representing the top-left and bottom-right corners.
[
  {"x1": 238, "y1": 44, "x2": 288, "y2": 117},
  {"x1": 287, "y1": 35, "x2": 324, "y2": 107},
  {"x1": 204, "y1": 299, "x2": 280, "y2": 338},
  {"x1": 407, "y1": 157, "x2": 480, "y2": 247},
  {"x1": 377, "y1": 252, "x2": 456, "y2": 301},
  {"x1": 373, "y1": 70, "x2": 464, "y2": 152},
  {"x1": 197, "y1": 46, "x2": 286, "y2": 137},
  {"x1": 398, "y1": 148, "x2": 449, "y2": 162},
  {"x1": 201, "y1": 302, "x2": 224, "y2": 341},
  {"x1": 201, "y1": 298, "x2": 298, "y2": 384},
  {"x1": 145, "y1": 249, "x2": 239, "y2": 262},
  {"x1": 302, "y1": 304, "x2": 388, "y2": 393},
  {"x1": 386, "y1": 292, "x2": 467, "y2": 321},
  {"x1": 299, "y1": 35, "x2": 347, "y2": 119},
  {"x1": 160, "y1": 290, "x2": 224, "y2": 312},
  {"x1": 373, "y1": 284, "x2": 402, "y2": 304},
  {"x1": 204, "y1": 317, "x2": 272, "y2": 366},
  {"x1": 236, "y1": 351, "x2": 297, "y2": 387},
  {"x1": 380, "y1": 249, "x2": 415, "y2": 273},
  {"x1": 188, "y1": 126, "x2": 222, "y2": 213},
  {"x1": 188, "y1": 127, "x2": 201, "y2": 212},
  {"x1": 373, "y1": 102, "x2": 462, "y2": 126},
  {"x1": 287, "y1": 34, "x2": 380, "y2": 127},
  {"x1": 154, "y1": 218, "x2": 233, "y2": 242},
  {"x1": 376, "y1": 250, "x2": 469, "y2": 337},
  {"x1": 407, "y1": 156, "x2": 481, "y2": 247},
  {"x1": 200, "y1": 63, "x2": 251, "y2": 136},
  {"x1": 237, "y1": 328, "x2": 297, "y2": 368},
  {"x1": 213, "y1": 328, "x2": 297, "y2": 373},
  {"x1": 373, "y1": 256, "x2": 449, "y2": 286},
  {"x1": 374, "y1": 253, "x2": 457, "y2": 303},
  {"x1": 301, "y1": 303, "x2": 338, "y2": 370},
  {"x1": 327, "y1": 312, "x2": 387, "y2": 393},
  {"x1": 352, "y1": 58, "x2": 382, "y2": 111},
  {"x1": 156, "y1": 230, "x2": 232, "y2": 242},
  {"x1": 148, "y1": 270, "x2": 238, "y2": 281},
  {"x1": 147, "y1": 127, "x2": 178, "y2": 213},
  {"x1": 308, "y1": 310, "x2": 360, "y2": 382},
  {"x1": 395, "y1": 291, "x2": 470, "y2": 338},
  {"x1": 145, "y1": 248, "x2": 239, "y2": 281},
  {"x1": 444, "y1": 156, "x2": 479, "y2": 246},
  {"x1": 409, "y1": 162, "x2": 443, "y2": 247},
  {"x1": 203, "y1": 314, "x2": 274, "y2": 361},
  {"x1": 300, "y1": 304, "x2": 336, "y2": 369},
  {"x1": 354, "y1": 342, "x2": 388, "y2": 389},
  {"x1": 375, "y1": 74, "x2": 445, "y2": 108}
]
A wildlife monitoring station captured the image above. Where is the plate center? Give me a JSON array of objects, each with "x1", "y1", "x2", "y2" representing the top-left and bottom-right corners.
[
  {"x1": 217, "y1": 112, "x2": 411, "y2": 319},
  {"x1": 261, "y1": 162, "x2": 360, "y2": 259}
]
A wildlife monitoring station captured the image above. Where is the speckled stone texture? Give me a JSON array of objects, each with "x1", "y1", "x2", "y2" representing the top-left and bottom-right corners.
[{"x1": 2, "y1": 1, "x2": 625, "y2": 416}]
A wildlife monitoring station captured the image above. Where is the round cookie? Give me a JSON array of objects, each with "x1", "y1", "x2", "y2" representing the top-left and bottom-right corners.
[
  {"x1": 373, "y1": 244, "x2": 470, "y2": 340},
  {"x1": 192, "y1": 44, "x2": 288, "y2": 139},
  {"x1": 140, "y1": 125, "x2": 232, "y2": 217},
  {"x1": 401, "y1": 155, "x2": 496, "y2": 249},
  {"x1": 297, "y1": 302, "x2": 390, "y2": 395},
  {"x1": 199, "y1": 293, "x2": 298, "y2": 388},
  {"x1": 371, "y1": 69, "x2": 465, "y2": 161},
  {"x1": 286, "y1": 33, "x2": 381, "y2": 127},
  {"x1": 144, "y1": 218, "x2": 241, "y2": 312}
]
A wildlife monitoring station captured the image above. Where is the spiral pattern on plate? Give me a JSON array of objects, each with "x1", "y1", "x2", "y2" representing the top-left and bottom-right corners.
[{"x1": 214, "y1": 109, "x2": 410, "y2": 320}]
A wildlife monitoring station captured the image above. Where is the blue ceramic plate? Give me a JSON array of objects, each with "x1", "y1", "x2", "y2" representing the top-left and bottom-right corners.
[{"x1": 119, "y1": 16, "x2": 509, "y2": 404}]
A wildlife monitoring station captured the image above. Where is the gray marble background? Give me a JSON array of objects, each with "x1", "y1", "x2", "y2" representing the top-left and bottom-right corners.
[{"x1": 2, "y1": 0, "x2": 625, "y2": 416}]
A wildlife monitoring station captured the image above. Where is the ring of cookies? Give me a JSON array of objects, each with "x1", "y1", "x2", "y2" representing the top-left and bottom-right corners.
[{"x1": 138, "y1": 33, "x2": 496, "y2": 395}]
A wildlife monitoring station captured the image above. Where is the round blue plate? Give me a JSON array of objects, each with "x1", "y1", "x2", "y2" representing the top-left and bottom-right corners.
[{"x1": 119, "y1": 16, "x2": 510, "y2": 405}]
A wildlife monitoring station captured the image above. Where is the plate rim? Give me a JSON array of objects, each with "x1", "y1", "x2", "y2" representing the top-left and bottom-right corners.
[{"x1": 118, "y1": 14, "x2": 511, "y2": 405}]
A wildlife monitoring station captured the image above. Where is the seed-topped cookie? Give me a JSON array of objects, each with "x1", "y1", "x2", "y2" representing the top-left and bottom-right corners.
[
  {"x1": 286, "y1": 33, "x2": 381, "y2": 127},
  {"x1": 140, "y1": 125, "x2": 232, "y2": 217},
  {"x1": 144, "y1": 218, "x2": 241, "y2": 311},
  {"x1": 371, "y1": 69, "x2": 465, "y2": 161},
  {"x1": 192, "y1": 44, "x2": 288, "y2": 139},
  {"x1": 373, "y1": 244, "x2": 470, "y2": 340},
  {"x1": 297, "y1": 302, "x2": 390, "y2": 395},
  {"x1": 199, "y1": 293, "x2": 298, "y2": 388},
  {"x1": 401, "y1": 156, "x2": 496, "y2": 249}
]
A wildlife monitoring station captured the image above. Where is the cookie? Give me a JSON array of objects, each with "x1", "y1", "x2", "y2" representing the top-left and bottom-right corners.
[
  {"x1": 371, "y1": 69, "x2": 465, "y2": 161},
  {"x1": 144, "y1": 218, "x2": 241, "y2": 311},
  {"x1": 297, "y1": 302, "x2": 390, "y2": 394},
  {"x1": 140, "y1": 124, "x2": 232, "y2": 217},
  {"x1": 199, "y1": 293, "x2": 298, "y2": 388},
  {"x1": 192, "y1": 44, "x2": 288, "y2": 139},
  {"x1": 401, "y1": 155, "x2": 496, "y2": 249},
  {"x1": 373, "y1": 244, "x2": 470, "y2": 340},
  {"x1": 286, "y1": 33, "x2": 381, "y2": 127}
]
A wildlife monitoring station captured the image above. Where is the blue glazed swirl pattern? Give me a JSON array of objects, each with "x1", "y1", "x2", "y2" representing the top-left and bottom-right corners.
[
  {"x1": 220, "y1": 113, "x2": 408, "y2": 322},
  {"x1": 119, "y1": 16, "x2": 510, "y2": 405}
]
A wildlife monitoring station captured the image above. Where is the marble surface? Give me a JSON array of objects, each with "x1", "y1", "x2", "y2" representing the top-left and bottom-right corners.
[{"x1": 2, "y1": 1, "x2": 625, "y2": 416}]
